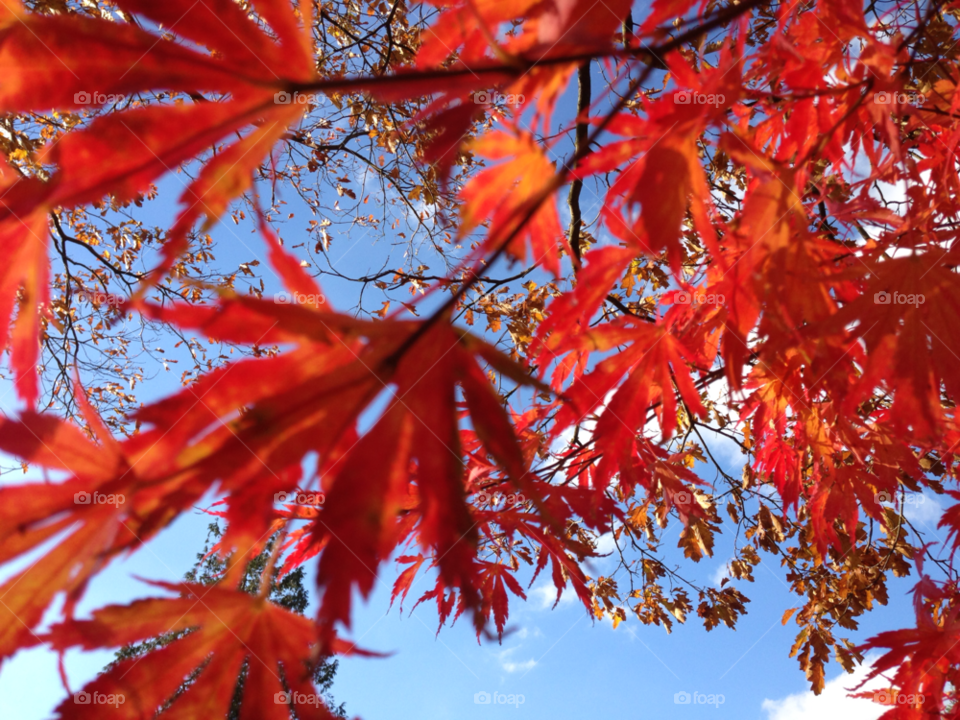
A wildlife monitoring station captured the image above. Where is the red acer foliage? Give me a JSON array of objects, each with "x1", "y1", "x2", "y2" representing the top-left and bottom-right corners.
[
  {"x1": 47, "y1": 581, "x2": 338, "y2": 720},
  {"x1": 2, "y1": 0, "x2": 960, "y2": 717}
]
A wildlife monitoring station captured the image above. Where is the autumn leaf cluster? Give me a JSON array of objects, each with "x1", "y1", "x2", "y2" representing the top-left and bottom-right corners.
[{"x1": 1, "y1": 0, "x2": 960, "y2": 718}]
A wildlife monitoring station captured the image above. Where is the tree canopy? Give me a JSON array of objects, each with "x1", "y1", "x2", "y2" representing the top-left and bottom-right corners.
[{"x1": 0, "y1": 0, "x2": 958, "y2": 717}]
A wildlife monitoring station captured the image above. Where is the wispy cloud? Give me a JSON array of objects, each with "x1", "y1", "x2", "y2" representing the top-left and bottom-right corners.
[
  {"x1": 496, "y1": 646, "x2": 536, "y2": 674},
  {"x1": 762, "y1": 655, "x2": 887, "y2": 720}
]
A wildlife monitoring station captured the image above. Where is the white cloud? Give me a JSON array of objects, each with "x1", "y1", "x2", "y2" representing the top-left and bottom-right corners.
[
  {"x1": 529, "y1": 581, "x2": 577, "y2": 610},
  {"x1": 501, "y1": 658, "x2": 536, "y2": 673},
  {"x1": 903, "y1": 490, "x2": 943, "y2": 527},
  {"x1": 594, "y1": 532, "x2": 618, "y2": 557},
  {"x1": 762, "y1": 656, "x2": 888, "y2": 720},
  {"x1": 496, "y1": 646, "x2": 536, "y2": 673},
  {"x1": 711, "y1": 560, "x2": 731, "y2": 586}
]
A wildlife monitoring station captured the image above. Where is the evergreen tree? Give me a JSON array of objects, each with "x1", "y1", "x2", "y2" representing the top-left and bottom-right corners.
[{"x1": 104, "y1": 523, "x2": 345, "y2": 718}]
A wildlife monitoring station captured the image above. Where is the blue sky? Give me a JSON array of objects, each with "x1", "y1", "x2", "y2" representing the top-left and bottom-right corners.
[{"x1": 0, "y1": 35, "x2": 930, "y2": 720}]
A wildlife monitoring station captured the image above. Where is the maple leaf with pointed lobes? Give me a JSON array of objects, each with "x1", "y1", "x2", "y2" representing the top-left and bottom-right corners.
[
  {"x1": 418, "y1": 0, "x2": 631, "y2": 66},
  {"x1": 131, "y1": 241, "x2": 548, "y2": 641},
  {"x1": 416, "y1": 0, "x2": 545, "y2": 67},
  {"x1": 400, "y1": 553, "x2": 535, "y2": 640},
  {"x1": 0, "y1": 407, "x2": 244, "y2": 665},
  {"x1": 826, "y1": 255, "x2": 960, "y2": 441},
  {"x1": 939, "y1": 491, "x2": 960, "y2": 551},
  {"x1": 526, "y1": 523, "x2": 595, "y2": 610},
  {"x1": 856, "y1": 574, "x2": 960, "y2": 717},
  {"x1": 640, "y1": 0, "x2": 704, "y2": 33},
  {"x1": 46, "y1": 581, "x2": 339, "y2": 720},
  {"x1": 477, "y1": 561, "x2": 528, "y2": 638},
  {"x1": 460, "y1": 131, "x2": 569, "y2": 276},
  {"x1": 390, "y1": 554, "x2": 427, "y2": 612},
  {"x1": 589, "y1": 57, "x2": 736, "y2": 272},
  {"x1": 532, "y1": 245, "x2": 636, "y2": 369},
  {"x1": 739, "y1": 351, "x2": 810, "y2": 510},
  {"x1": 134, "y1": 310, "x2": 571, "y2": 647},
  {"x1": 0, "y1": 409, "x2": 134, "y2": 664},
  {"x1": 0, "y1": 164, "x2": 50, "y2": 403},
  {"x1": 552, "y1": 318, "x2": 709, "y2": 490},
  {"x1": 301, "y1": 319, "x2": 543, "y2": 638},
  {"x1": 0, "y1": 382, "x2": 312, "y2": 666},
  {"x1": 604, "y1": 135, "x2": 698, "y2": 271}
]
